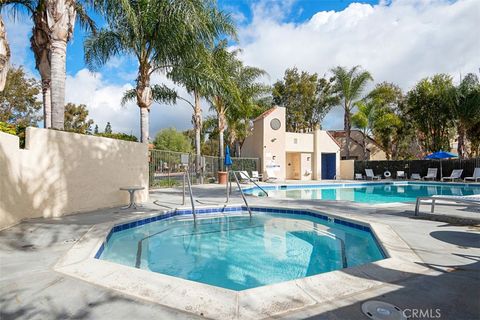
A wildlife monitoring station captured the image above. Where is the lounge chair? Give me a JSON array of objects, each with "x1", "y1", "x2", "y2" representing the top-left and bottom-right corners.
[
  {"x1": 396, "y1": 171, "x2": 406, "y2": 179},
  {"x1": 411, "y1": 173, "x2": 421, "y2": 180},
  {"x1": 238, "y1": 171, "x2": 251, "y2": 183},
  {"x1": 354, "y1": 173, "x2": 363, "y2": 180},
  {"x1": 464, "y1": 168, "x2": 480, "y2": 182},
  {"x1": 415, "y1": 194, "x2": 480, "y2": 216},
  {"x1": 423, "y1": 168, "x2": 438, "y2": 181},
  {"x1": 441, "y1": 169, "x2": 463, "y2": 182},
  {"x1": 365, "y1": 169, "x2": 381, "y2": 180},
  {"x1": 252, "y1": 171, "x2": 262, "y2": 182},
  {"x1": 264, "y1": 168, "x2": 278, "y2": 182}
]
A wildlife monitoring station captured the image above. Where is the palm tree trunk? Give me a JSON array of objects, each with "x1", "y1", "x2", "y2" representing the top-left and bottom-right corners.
[
  {"x1": 42, "y1": 81, "x2": 52, "y2": 128},
  {"x1": 50, "y1": 39, "x2": 67, "y2": 129},
  {"x1": 140, "y1": 107, "x2": 149, "y2": 143},
  {"x1": 457, "y1": 122, "x2": 466, "y2": 159},
  {"x1": 47, "y1": 0, "x2": 76, "y2": 130},
  {"x1": 344, "y1": 103, "x2": 351, "y2": 160},
  {"x1": 32, "y1": 15, "x2": 52, "y2": 128},
  {"x1": 136, "y1": 71, "x2": 152, "y2": 143},
  {"x1": 0, "y1": 17, "x2": 10, "y2": 92},
  {"x1": 193, "y1": 90, "x2": 202, "y2": 176},
  {"x1": 363, "y1": 130, "x2": 367, "y2": 160},
  {"x1": 218, "y1": 106, "x2": 226, "y2": 171}
]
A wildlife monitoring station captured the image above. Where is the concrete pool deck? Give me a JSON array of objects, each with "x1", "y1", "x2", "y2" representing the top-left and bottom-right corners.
[{"x1": 1, "y1": 183, "x2": 479, "y2": 319}]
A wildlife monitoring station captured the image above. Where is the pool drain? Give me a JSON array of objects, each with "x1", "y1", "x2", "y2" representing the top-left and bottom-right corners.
[{"x1": 361, "y1": 301, "x2": 406, "y2": 320}]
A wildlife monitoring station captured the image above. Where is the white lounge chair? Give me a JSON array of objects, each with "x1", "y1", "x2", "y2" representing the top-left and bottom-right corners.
[
  {"x1": 354, "y1": 173, "x2": 363, "y2": 180},
  {"x1": 423, "y1": 168, "x2": 438, "y2": 181},
  {"x1": 396, "y1": 171, "x2": 406, "y2": 179},
  {"x1": 415, "y1": 194, "x2": 480, "y2": 215},
  {"x1": 252, "y1": 171, "x2": 262, "y2": 182},
  {"x1": 238, "y1": 171, "x2": 251, "y2": 183},
  {"x1": 264, "y1": 168, "x2": 277, "y2": 182},
  {"x1": 464, "y1": 168, "x2": 480, "y2": 182},
  {"x1": 411, "y1": 173, "x2": 421, "y2": 180},
  {"x1": 441, "y1": 169, "x2": 463, "y2": 182},
  {"x1": 365, "y1": 169, "x2": 381, "y2": 180}
]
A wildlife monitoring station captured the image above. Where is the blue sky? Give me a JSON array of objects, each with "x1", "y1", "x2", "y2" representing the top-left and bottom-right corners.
[
  {"x1": 36, "y1": 0, "x2": 381, "y2": 85},
  {"x1": 3, "y1": 0, "x2": 479, "y2": 137}
]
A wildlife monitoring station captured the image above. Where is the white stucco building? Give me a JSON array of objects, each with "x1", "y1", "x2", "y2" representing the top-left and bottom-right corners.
[{"x1": 242, "y1": 106, "x2": 341, "y2": 181}]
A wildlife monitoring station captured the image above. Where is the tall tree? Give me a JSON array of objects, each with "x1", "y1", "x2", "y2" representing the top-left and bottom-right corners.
[
  {"x1": 0, "y1": 66, "x2": 42, "y2": 126},
  {"x1": 104, "y1": 121, "x2": 112, "y2": 134},
  {"x1": 405, "y1": 74, "x2": 456, "y2": 153},
  {"x1": 1, "y1": 0, "x2": 95, "y2": 128},
  {"x1": 452, "y1": 73, "x2": 480, "y2": 158},
  {"x1": 331, "y1": 65, "x2": 373, "y2": 159},
  {"x1": 227, "y1": 64, "x2": 270, "y2": 156},
  {"x1": 64, "y1": 102, "x2": 94, "y2": 133},
  {"x1": 0, "y1": 16, "x2": 10, "y2": 92},
  {"x1": 351, "y1": 100, "x2": 376, "y2": 160},
  {"x1": 85, "y1": 0, "x2": 235, "y2": 143},
  {"x1": 153, "y1": 128, "x2": 192, "y2": 152},
  {"x1": 273, "y1": 68, "x2": 337, "y2": 132}
]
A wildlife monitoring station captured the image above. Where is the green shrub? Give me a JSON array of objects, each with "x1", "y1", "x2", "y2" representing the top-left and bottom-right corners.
[
  {"x1": 95, "y1": 132, "x2": 138, "y2": 142},
  {"x1": 0, "y1": 121, "x2": 16, "y2": 135}
]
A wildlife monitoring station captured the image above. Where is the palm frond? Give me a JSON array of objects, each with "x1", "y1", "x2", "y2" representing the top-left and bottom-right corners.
[{"x1": 121, "y1": 88, "x2": 136, "y2": 106}]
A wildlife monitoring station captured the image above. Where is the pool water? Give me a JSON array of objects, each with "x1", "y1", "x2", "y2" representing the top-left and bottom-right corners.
[
  {"x1": 245, "y1": 183, "x2": 480, "y2": 204},
  {"x1": 100, "y1": 213, "x2": 385, "y2": 290}
]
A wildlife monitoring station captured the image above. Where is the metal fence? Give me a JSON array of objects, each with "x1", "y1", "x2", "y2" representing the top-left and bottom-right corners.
[
  {"x1": 149, "y1": 149, "x2": 259, "y2": 188},
  {"x1": 354, "y1": 158, "x2": 480, "y2": 179}
]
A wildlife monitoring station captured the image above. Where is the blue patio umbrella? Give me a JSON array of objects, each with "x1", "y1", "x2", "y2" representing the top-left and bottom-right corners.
[
  {"x1": 224, "y1": 145, "x2": 233, "y2": 167},
  {"x1": 424, "y1": 151, "x2": 458, "y2": 178},
  {"x1": 424, "y1": 151, "x2": 458, "y2": 160}
]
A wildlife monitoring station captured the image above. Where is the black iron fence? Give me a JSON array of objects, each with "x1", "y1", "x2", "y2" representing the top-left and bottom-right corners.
[
  {"x1": 354, "y1": 158, "x2": 480, "y2": 179},
  {"x1": 149, "y1": 149, "x2": 259, "y2": 188}
]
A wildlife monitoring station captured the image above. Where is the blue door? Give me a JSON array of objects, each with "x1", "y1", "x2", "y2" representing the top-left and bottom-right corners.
[{"x1": 321, "y1": 153, "x2": 336, "y2": 180}]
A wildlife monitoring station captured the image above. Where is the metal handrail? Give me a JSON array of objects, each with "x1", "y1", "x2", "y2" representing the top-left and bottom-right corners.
[
  {"x1": 184, "y1": 169, "x2": 196, "y2": 223},
  {"x1": 232, "y1": 171, "x2": 253, "y2": 218},
  {"x1": 235, "y1": 171, "x2": 269, "y2": 196}
]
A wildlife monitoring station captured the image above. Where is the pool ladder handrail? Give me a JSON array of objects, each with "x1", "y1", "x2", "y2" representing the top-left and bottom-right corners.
[
  {"x1": 231, "y1": 171, "x2": 253, "y2": 218},
  {"x1": 184, "y1": 169, "x2": 197, "y2": 223},
  {"x1": 234, "y1": 171, "x2": 269, "y2": 197}
]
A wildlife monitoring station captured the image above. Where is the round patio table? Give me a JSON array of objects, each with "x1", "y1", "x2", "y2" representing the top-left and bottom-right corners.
[{"x1": 120, "y1": 186, "x2": 145, "y2": 209}]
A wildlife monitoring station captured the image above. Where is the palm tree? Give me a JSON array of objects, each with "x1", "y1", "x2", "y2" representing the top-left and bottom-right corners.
[
  {"x1": 453, "y1": 73, "x2": 480, "y2": 158},
  {"x1": 85, "y1": 0, "x2": 235, "y2": 143},
  {"x1": 351, "y1": 101, "x2": 375, "y2": 160},
  {"x1": 331, "y1": 65, "x2": 373, "y2": 159},
  {"x1": 226, "y1": 64, "x2": 269, "y2": 156},
  {"x1": 207, "y1": 42, "x2": 241, "y2": 166},
  {"x1": 0, "y1": 16, "x2": 9, "y2": 92},
  {"x1": 1, "y1": 0, "x2": 95, "y2": 128},
  {"x1": 168, "y1": 45, "x2": 224, "y2": 175}
]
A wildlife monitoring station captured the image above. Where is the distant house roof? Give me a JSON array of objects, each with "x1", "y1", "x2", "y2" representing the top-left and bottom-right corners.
[
  {"x1": 328, "y1": 130, "x2": 384, "y2": 151},
  {"x1": 254, "y1": 106, "x2": 278, "y2": 122}
]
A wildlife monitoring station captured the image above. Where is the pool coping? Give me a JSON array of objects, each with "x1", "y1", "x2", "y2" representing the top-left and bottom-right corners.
[
  {"x1": 242, "y1": 181, "x2": 480, "y2": 208},
  {"x1": 54, "y1": 204, "x2": 430, "y2": 320}
]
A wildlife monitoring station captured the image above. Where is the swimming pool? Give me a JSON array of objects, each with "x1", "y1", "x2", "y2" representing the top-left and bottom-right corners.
[
  {"x1": 244, "y1": 182, "x2": 480, "y2": 204},
  {"x1": 97, "y1": 207, "x2": 385, "y2": 291}
]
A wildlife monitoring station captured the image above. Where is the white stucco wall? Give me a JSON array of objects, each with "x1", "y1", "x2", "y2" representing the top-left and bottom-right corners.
[
  {"x1": 285, "y1": 132, "x2": 314, "y2": 153},
  {"x1": 0, "y1": 128, "x2": 149, "y2": 230}
]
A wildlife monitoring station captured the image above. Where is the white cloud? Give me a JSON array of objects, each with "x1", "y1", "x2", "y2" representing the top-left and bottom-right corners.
[
  {"x1": 239, "y1": 0, "x2": 480, "y2": 129},
  {"x1": 1, "y1": 13, "x2": 34, "y2": 71},
  {"x1": 5, "y1": 0, "x2": 479, "y2": 136},
  {"x1": 65, "y1": 69, "x2": 213, "y2": 139}
]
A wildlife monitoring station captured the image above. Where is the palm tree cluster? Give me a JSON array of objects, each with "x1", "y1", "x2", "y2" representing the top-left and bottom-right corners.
[
  {"x1": 1, "y1": 0, "x2": 269, "y2": 167},
  {"x1": 1, "y1": 0, "x2": 95, "y2": 129}
]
